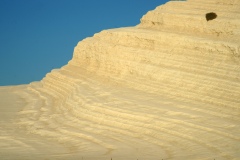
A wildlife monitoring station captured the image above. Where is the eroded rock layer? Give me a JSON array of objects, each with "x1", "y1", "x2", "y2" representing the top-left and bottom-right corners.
[{"x1": 1, "y1": 0, "x2": 240, "y2": 159}]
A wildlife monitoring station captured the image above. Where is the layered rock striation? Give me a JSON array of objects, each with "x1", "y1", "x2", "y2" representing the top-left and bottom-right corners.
[{"x1": 1, "y1": 0, "x2": 240, "y2": 159}]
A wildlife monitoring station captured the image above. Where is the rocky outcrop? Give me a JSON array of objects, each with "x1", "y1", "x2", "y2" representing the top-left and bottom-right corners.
[
  {"x1": 6, "y1": 0, "x2": 240, "y2": 159},
  {"x1": 140, "y1": 0, "x2": 240, "y2": 38},
  {"x1": 65, "y1": 0, "x2": 240, "y2": 109}
]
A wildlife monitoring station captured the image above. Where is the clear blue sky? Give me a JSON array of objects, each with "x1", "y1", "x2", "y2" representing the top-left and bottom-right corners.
[{"x1": 0, "y1": 0, "x2": 168, "y2": 86}]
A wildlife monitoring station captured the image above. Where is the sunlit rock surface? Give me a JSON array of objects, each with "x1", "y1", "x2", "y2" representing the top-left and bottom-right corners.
[{"x1": 1, "y1": 0, "x2": 240, "y2": 159}]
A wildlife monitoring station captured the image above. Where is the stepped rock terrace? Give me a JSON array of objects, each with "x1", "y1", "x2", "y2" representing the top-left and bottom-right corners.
[{"x1": 0, "y1": 0, "x2": 240, "y2": 159}]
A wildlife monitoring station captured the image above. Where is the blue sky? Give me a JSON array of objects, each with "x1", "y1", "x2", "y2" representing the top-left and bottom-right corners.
[{"x1": 0, "y1": 0, "x2": 169, "y2": 86}]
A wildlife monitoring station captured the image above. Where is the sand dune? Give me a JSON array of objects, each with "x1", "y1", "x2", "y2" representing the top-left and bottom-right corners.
[{"x1": 1, "y1": 0, "x2": 240, "y2": 159}]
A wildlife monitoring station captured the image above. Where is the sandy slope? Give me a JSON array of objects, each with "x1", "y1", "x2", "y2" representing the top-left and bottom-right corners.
[{"x1": 1, "y1": 0, "x2": 240, "y2": 159}]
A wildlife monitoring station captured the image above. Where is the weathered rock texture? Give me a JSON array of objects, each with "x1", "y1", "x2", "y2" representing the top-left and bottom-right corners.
[{"x1": 1, "y1": 0, "x2": 240, "y2": 159}]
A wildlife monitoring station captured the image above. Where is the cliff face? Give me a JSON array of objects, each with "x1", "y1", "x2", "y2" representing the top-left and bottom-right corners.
[
  {"x1": 140, "y1": 0, "x2": 240, "y2": 38},
  {"x1": 2, "y1": 0, "x2": 240, "y2": 159},
  {"x1": 61, "y1": 0, "x2": 240, "y2": 109}
]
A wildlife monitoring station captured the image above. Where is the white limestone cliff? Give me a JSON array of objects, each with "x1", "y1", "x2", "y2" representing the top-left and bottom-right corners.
[{"x1": 1, "y1": 0, "x2": 240, "y2": 159}]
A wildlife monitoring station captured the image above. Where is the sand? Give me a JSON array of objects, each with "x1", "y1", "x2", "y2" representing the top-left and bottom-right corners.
[{"x1": 1, "y1": 0, "x2": 240, "y2": 159}]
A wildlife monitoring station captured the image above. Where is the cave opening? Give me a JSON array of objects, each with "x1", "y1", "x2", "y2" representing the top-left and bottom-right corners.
[{"x1": 206, "y1": 12, "x2": 217, "y2": 21}]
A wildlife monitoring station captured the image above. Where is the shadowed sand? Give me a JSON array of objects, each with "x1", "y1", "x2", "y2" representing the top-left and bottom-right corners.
[{"x1": 1, "y1": 0, "x2": 240, "y2": 159}]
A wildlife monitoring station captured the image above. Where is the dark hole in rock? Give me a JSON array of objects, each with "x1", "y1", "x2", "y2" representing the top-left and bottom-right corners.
[{"x1": 206, "y1": 12, "x2": 217, "y2": 21}]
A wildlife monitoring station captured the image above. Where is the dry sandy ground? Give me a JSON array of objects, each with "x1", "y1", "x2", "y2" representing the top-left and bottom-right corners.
[{"x1": 0, "y1": 76, "x2": 239, "y2": 160}]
